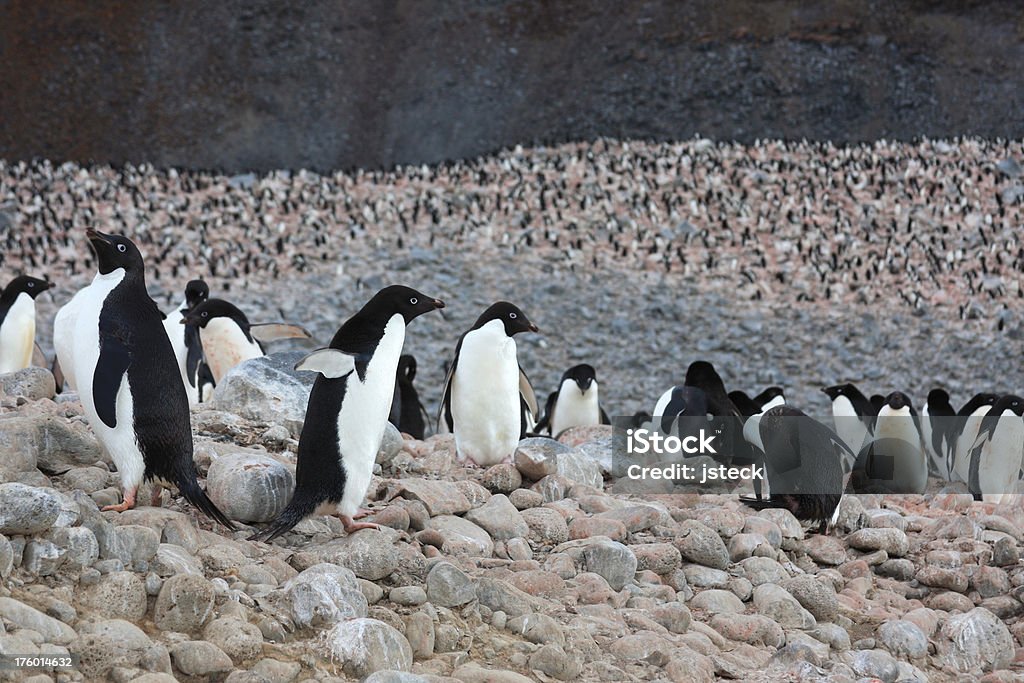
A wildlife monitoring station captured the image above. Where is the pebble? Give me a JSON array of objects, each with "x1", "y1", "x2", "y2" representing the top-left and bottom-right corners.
[
  {"x1": 425, "y1": 561, "x2": 476, "y2": 607},
  {"x1": 153, "y1": 574, "x2": 217, "y2": 633},
  {"x1": 170, "y1": 640, "x2": 234, "y2": 677},
  {"x1": 847, "y1": 528, "x2": 909, "y2": 556},
  {"x1": 320, "y1": 618, "x2": 413, "y2": 678},
  {"x1": 675, "y1": 520, "x2": 730, "y2": 569},
  {"x1": 0, "y1": 483, "x2": 62, "y2": 534},
  {"x1": 207, "y1": 452, "x2": 295, "y2": 523},
  {"x1": 464, "y1": 494, "x2": 529, "y2": 540}
]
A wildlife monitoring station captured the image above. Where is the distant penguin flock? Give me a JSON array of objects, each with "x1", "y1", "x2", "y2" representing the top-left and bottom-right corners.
[{"x1": 3, "y1": 226, "x2": 1024, "y2": 542}]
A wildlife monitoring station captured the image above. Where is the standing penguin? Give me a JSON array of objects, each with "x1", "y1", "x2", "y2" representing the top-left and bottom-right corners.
[
  {"x1": 951, "y1": 393, "x2": 1000, "y2": 484},
  {"x1": 822, "y1": 383, "x2": 874, "y2": 464},
  {"x1": 0, "y1": 275, "x2": 51, "y2": 374},
  {"x1": 964, "y1": 395, "x2": 1024, "y2": 502},
  {"x1": 181, "y1": 298, "x2": 310, "y2": 384},
  {"x1": 921, "y1": 388, "x2": 956, "y2": 480},
  {"x1": 251, "y1": 286, "x2": 445, "y2": 541},
  {"x1": 389, "y1": 354, "x2": 429, "y2": 439},
  {"x1": 684, "y1": 360, "x2": 749, "y2": 467},
  {"x1": 162, "y1": 279, "x2": 209, "y2": 405},
  {"x1": 438, "y1": 302, "x2": 540, "y2": 467},
  {"x1": 68, "y1": 229, "x2": 233, "y2": 527},
  {"x1": 536, "y1": 364, "x2": 610, "y2": 437},
  {"x1": 859, "y1": 391, "x2": 928, "y2": 494}
]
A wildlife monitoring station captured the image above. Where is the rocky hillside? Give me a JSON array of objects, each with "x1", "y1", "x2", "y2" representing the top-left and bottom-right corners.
[{"x1": 0, "y1": 356, "x2": 1022, "y2": 682}]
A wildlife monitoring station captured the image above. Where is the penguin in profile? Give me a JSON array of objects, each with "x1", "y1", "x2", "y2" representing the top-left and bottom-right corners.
[
  {"x1": 0, "y1": 275, "x2": 51, "y2": 374},
  {"x1": 729, "y1": 387, "x2": 786, "y2": 417},
  {"x1": 389, "y1": 354, "x2": 429, "y2": 439},
  {"x1": 438, "y1": 302, "x2": 540, "y2": 467},
  {"x1": 683, "y1": 360, "x2": 749, "y2": 468},
  {"x1": 822, "y1": 383, "x2": 874, "y2": 468},
  {"x1": 181, "y1": 298, "x2": 311, "y2": 384},
  {"x1": 251, "y1": 286, "x2": 445, "y2": 541},
  {"x1": 858, "y1": 391, "x2": 928, "y2": 494},
  {"x1": 741, "y1": 405, "x2": 850, "y2": 533},
  {"x1": 68, "y1": 229, "x2": 233, "y2": 527},
  {"x1": 951, "y1": 393, "x2": 1000, "y2": 484},
  {"x1": 921, "y1": 388, "x2": 956, "y2": 480},
  {"x1": 536, "y1": 364, "x2": 610, "y2": 437},
  {"x1": 964, "y1": 395, "x2": 1024, "y2": 502},
  {"x1": 653, "y1": 385, "x2": 708, "y2": 434},
  {"x1": 162, "y1": 279, "x2": 209, "y2": 405}
]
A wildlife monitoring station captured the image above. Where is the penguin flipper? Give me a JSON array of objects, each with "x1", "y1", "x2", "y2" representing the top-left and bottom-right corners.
[
  {"x1": 600, "y1": 406, "x2": 611, "y2": 425},
  {"x1": 251, "y1": 322, "x2": 312, "y2": 343},
  {"x1": 184, "y1": 325, "x2": 203, "y2": 388},
  {"x1": 51, "y1": 356, "x2": 65, "y2": 394},
  {"x1": 437, "y1": 339, "x2": 462, "y2": 433},
  {"x1": 94, "y1": 329, "x2": 132, "y2": 429},
  {"x1": 294, "y1": 348, "x2": 358, "y2": 378},
  {"x1": 518, "y1": 366, "x2": 539, "y2": 420}
]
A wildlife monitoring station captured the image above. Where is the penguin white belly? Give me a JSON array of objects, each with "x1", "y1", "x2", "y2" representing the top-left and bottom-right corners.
[
  {"x1": 54, "y1": 290, "x2": 86, "y2": 391},
  {"x1": 335, "y1": 315, "x2": 406, "y2": 517},
  {"x1": 452, "y1": 321, "x2": 521, "y2": 466},
  {"x1": 72, "y1": 271, "x2": 146, "y2": 491},
  {"x1": 200, "y1": 318, "x2": 263, "y2": 382},
  {"x1": 832, "y1": 397, "x2": 868, "y2": 457},
  {"x1": 0, "y1": 293, "x2": 35, "y2": 374},
  {"x1": 871, "y1": 409, "x2": 927, "y2": 494},
  {"x1": 551, "y1": 381, "x2": 601, "y2": 436},
  {"x1": 976, "y1": 414, "x2": 1024, "y2": 502},
  {"x1": 953, "y1": 408, "x2": 993, "y2": 483},
  {"x1": 163, "y1": 303, "x2": 198, "y2": 405}
]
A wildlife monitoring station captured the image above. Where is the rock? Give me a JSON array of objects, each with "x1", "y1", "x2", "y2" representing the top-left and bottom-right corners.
[
  {"x1": 553, "y1": 537, "x2": 637, "y2": 590},
  {"x1": 508, "y1": 613, "x2": 565, "y2": 645},
  {"x1": 690, "y1": 589, "x2": 745, "y2": 613},
  {"x1": 752, "y1": 584, "x2": 816, "y2": 629},
  {"x1": 529, "y1": 643, "x2": 582, "y2": 680},
  {"x1": 154, "y1": 574, "x2": 217, "y2": 633},
  {"x1": 801, "y1": 535, "x2": 847, "y2": 565},
  {"x1": 482, "y1": 463, "x2": 522, "y2": 493},
  {"x1": 426, "y1": 561, "x2": 476, "y2": 607},
  {"x1": 465, "y1": 494, "x2": 529, "y2": 540},
  {"x1": 521, "y1": 507, "x2": 570, "y2": 544},
  {"x1": 429, "y1": 515, "x2": 494, "y2": 556},
  {"x1": 203, "y1": 617, "x2": 264, "y2": 662},
  {"x1": 650, "y1": 602, "x2": 692, "y2": 633},
  {"x1": 452, "y1": 664, "x2": 534, "y2": 683},
  {"x1": 555, "y1": 449, "x2": 603, "y2": 489},
  {"x1": 939, "y1": 607, "x2": 1013, "y2": 673},
  {"x1": 152, "y1": 544, "x2": 203, "y2": 576},
  {"x1": 509, "y1": 488, "x2": 543, "y2": 510},
  {"x1": 710, "y1": 613, "x2": 785, "y2": 647},
  {"x1": 675, "y1": 520, "x2": 730, "y2": 569},
  {"x1": 971, "y1": 565, "x2": 1010, "y2": 598},
  {"x1": 365, "y1": 671, "x2": 428, "y2": 683},
  {"x1": 0, "y1": 483, "x2": 62, "y2": 533},
  {"x1": 320, "y1": 618, "x2": 413, "y2": 678},
  {"x1": 171, "y1": 641, "x2": 234, "y2": 677},
  {"x1": 404, "y1": 611, "x2": 434, "y2": 659},
  {"x1": 317, "y1": 530, "x2": 400, "y2": 580},
  {"x1": 568, "y1": 516, "x2": 627, "y2": 541},
  {"x1": 274, "y1": 563, "x2": 367, "y2": 629},
  {"x1": 0, "y1": 366, "x2": 55, "y2": 400},
  {"x1": 877, "y1": 620, "x2": 928, "y2": 660},
  {"x1": 632, "y1": 542, "x2": 682, "y2": 574},
  {"x1": 0, "y1": 597, "x2": 76, "y2": 644},
  {"x1": 514, "y1": 438, "x2": 567, "y2": 480},
  {"x1": 114, "y1": 524, "x2": 160, "y2": 568},
  {"x1": 389, "y1": 586, "x2": 427, "y2": 606},
  {"x1": 210, "y1": 352, "x2": 315, "y2": 437},
  {"x1": 22, "y1": 538, "x2": 65, "y2": 575},
  {"x1": 847, "y1": 649, "x2": 899, "y2": 683},
  {"x1": 728, "y1": 533, "x2": 772, "y2": 561},
  {"x1": 0, "y1": 534, "x2": 12, "y2": 578},
  {"x1": 64, "y1": 466, "x2": 111, "y2": 493},
  {"x1": 916, "y1": 566, "x2": 968, "y2": 592},
  {"x1": 207, "y1": 452, "x2": 294, "y2": 523},
  {"x1": 396, "y1": 479, "x2": 473, "y2": 516},
  {"x1": 1, "y1": 415, "x2": 104, "y2": 475},
  {"x1": 72, "y1": 619, "x2": 156, "y2": 680},
  {"x1": 252, "y1": 658, "x2": 302, "y2": 683},
  {"x1": 739, "y1": 556, "x2": 789, "y2": 586},
  {"x1": 781, "y1": 575, "x2": 839, "y2": 622},
  {"x1": 78, "y1": 571, "x2": 148, "y2": 620},
  {"x1": 847, "y1": 527, "x2": 909, "y2": 556},
  {"x1": 476, "y1": 577, "x2": 539, "y2": 617},
  {"x1": 377, "y1": 422, "x2": 404, "y2": 464}
]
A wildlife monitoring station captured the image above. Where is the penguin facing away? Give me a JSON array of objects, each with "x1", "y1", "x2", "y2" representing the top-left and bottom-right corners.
[
  {"x1": 163, "y1": 279, "x2": 209, "y2": 405},
  {"x1": 251, "y1": 286, "x2": 445, "y2": 542},
  {"x1": 389, "y1": 354, "x2": 430, "y2": 439},
  {"x1": 70, "y1": 229, "x2": 234, "y2": 527},
  {"x1": 965, "y1": 395, "x2": 1024, "y2": 502},
  {"x1": 0, "y1": 275, "x2": 51, "y2": 374},
  {"x1": 921, "y1": 388, "x2": 956, "y2": 480},
  {"x1": 438, "y1": 302, "x2": 540, "y2": 467},
  {"x1": 536, "y1": 364, "x2": 610, "y2": 437}
]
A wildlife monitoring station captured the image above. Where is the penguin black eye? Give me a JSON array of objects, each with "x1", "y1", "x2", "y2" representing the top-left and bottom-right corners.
[
  {"x1": 409, "y1": 297, "x2": 418, "y2": 305},
  {"x1": 27, "y1": 282, "x2": 34, "y2": 287},
  {"x1": 509, "y1": 312, "x2": 517, "y2": 319},
  {"x1": 201, "y1": 311, "x2": 208, "y2": 317},
  {"x1": 117, "y1": 244, "x2": 127, "y2": 253}
]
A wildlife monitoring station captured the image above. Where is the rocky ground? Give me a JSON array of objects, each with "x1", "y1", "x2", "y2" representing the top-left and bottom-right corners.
[{"x1": 1, "y1": 356, "x2": 1023, "y2": 683}]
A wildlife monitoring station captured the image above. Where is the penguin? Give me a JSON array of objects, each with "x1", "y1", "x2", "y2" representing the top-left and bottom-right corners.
[
  {"x1": 68, "y1": 229, "x2": 233, "y2": 527},
  {"x1": 822, "y1": 383, "x2": 874, "y2": 466},
  {"x1": 181, "y1": 298, "x2": 311, "y2": 384},
  {"x1": 740, "y1": 406, "x2": 850, "y2": 533},
  {"x1": 250, "y1": 286, "x2": 445, "y2": 541},
  {"x1": 389, "y1": 354, "x2": 429, "y2": 439},
  {"x1": 869, "y1": 394, "x2": 886, "y2": 415},
  {"x1": 162, "y1": 279, "x2": 209, "y2": 405},
  {"x1": 728, "y1": 391, "x2": 761, "y2": 418},
  {"x1": 535, "y1": 364, "x2": 610, "y2": 437},
  {"x1": 951, "y1": 393, "x2": 1000, "y2": 484},
  {"x1": 54, "y1": 286, "x2": 89, "y2": 392},
  {"x1": 729, "y1": 387, "x2": 786, "y2": 417},
  {"x1": 682, "y1": 360, "x2": 749, "y2": 468},
  {"x1": 921, "y1": 388, "x2": 956, "y2": 480},
  {"x1": 964, "y1": 395, "x2": 1024, "y2": 502},
  {"x1": 438, "y1": 302, "x2": 540, "y2": 467},
  {"x1": 653, "y1": 385, "x2": 708, "y2": 434},
  {"x1": 0, "y1": 275, "x2": 51, "y2": 374},
  {"x1": 858, "y1": 391, "x2": 928, "y2": 494}
]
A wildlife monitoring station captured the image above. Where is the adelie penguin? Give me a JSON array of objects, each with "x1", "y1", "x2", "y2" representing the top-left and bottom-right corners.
[
  {"x1": 438, "y1": 302, "x2": 540, "y2": 467},
  {"x1": 0, "y1": 275, "x2": 51, "y2": 374},
  {"x1": 822, "y1": 383, "x2": 874, "y2": 471},
  {"x1": 65, "y1": 229, "x2": 234, "y2": 527},
  {"x1": 251, "y1": 286, "x2": 445, "y2": 542},
  {"x1": 389, "y1": 354, "x2": 429, "y2": 439},
  {"x1": 951, "y1": 393, "x2": 1000, "y2": 485},
  {"x1": 162, "y1": 279, "x2": 209, "y2": 405},
  {"x1": 181, "y1": 298, "x2": 311, "y2": 385},
  {"x1": 741, "y1": 405, "x2": 851, "y2": 533},
  {"x1": 921, "y1": 388, "x2": 956, "y2": 480},
  {"x1": 536, "y1": 364, "x2": 610, "y2": 437},
  {"x1": 858, "y1": 391, "x2": 928, "y2": 494},
  {"x1": 963, "y1": 395, "x2": 1024, "y2": 503}
]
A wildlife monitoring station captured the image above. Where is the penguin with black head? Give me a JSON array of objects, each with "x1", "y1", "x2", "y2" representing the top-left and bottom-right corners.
[
  {"x1": 921, "y1": 388, "x2": 956, "y2": 480},
  {"x1": 536, "y1": 364, "x2": 610, "y2": 437},
  {"x1": 964, "y1": 395, "x2": 1024, "y2": 502},
  {"x1": 822, "y1": 383, "x2": 874, "y2": 470},
  {"x1": 251, "y1": 285, "x2": 445, "y2": 541},
  {"x1": 951, "y1": 393, "x2": 1000, "y2": 483},
  {"x1": 163, "y1": 279, "x2": 209, "y2": 405},
  {"x1": 438, "y1": 302, "x2": 540, "y2": 467},
  {"x1": 0, "y1": 275, "x2": 51, "y2": 374},
  {"x1": 858, "y1": 391, "x2": 928, "y2": 494},
  {"x1": 68, "y1": 229, "x2": 233, "y2": 527},
  {"x1": 389, "y1": 354, "x2": 430, "y2": 439}
]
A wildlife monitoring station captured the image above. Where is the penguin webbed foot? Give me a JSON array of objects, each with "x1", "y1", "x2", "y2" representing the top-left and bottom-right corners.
[
  {"x1": 340, "y1": 516, "x2": 381, "y2": 534},
  {"x1": 351, "y1": 507, "x2": 374, "y2": 520},
  {"x1": 102, "y1": 488, "x2": 137, "y2": 513}
]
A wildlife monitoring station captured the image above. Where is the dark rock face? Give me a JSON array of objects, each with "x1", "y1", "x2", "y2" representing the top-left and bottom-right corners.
[{"x1": 2, "y1": 1, "x2": 1022, "y2": 171}]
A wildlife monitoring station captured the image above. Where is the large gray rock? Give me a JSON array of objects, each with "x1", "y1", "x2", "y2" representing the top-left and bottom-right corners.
[
  {"x1": 210, "y1": 352, "x2": 315, "y2": 437},
  {"x1": 426, "y1": 561, "x2": 476, "y2": 608},
  {"x1": 0, "y1": 415, "x2": 103, "y2": 475},
  {"x1": 207, "y1": 452, "x2": 294, "y2": 523},
  {"x1": 320, "y1": 618, "x2": 413, "y2": 678},
  {"x1": 465, "y1": 494, "x2": 529, "y2": 540},
  {"x1": 475, "y1": 577, "x2": 540, "y2": 618},
  {"x1": 0, "y1": 366, "x2": 56, "y2": 401},
  {"x1": 781, "y1": 575, "x2": 839, "y2": 623},
  {"x1": 396, "y1": 479, "x2": 472, "y2": 516},
  {"x1": 551, "y1": 537, "x2": 637, "y2": 591},
  {"x1": 0, "y1": 597, "x2": 77, "y2": 644},
  {"x1": 154, "y1": 574, "x2": 217, "y2": 633},
  {"x1": 675, "y1": 519, "x2": 730, "y2": 569},
  {"x1": 752, "y1": 583, "x2": 816, "y2": 629},
  {"x1": 71, "y1": 619, "x2": 157, "y2": 680},
  {"x1": 555, "y1": 449, "x2": 603, "y2": 489},
  {"x1": 429, "y1": 515, "x2": 494, "y2": 557},
  {"x1": 877, "y1": 620, "x2": 928, "y2": 660},
  {"x1": 202, "y1": 617, "x2": 264, "y2": 663},
  {"x1": 939, "y1": 607, "x2": 1014, "y2": 673},
  {"x1": 171, "y1": 641, "x2": 234, "y2": 677},
  {"x1": 315, "y1": 530, "x2": 400, "y2": 581},
  {"x1": 78, "y1": 571, "x2": 148, "y2": 621},
  {"x1": 273, "y1": 563, "x2": 367, "y2": 629},
  {"x1": 0, "y1": 482, "x2": 62, "y2": 534},
  {"x1": 514, "y1": 438, "x2": 567, "y2": 480}
]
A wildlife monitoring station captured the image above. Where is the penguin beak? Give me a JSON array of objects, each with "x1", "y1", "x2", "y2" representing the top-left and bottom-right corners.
[
  {"x1": 86, "y1": 228, "x2": 111, "y2": 245},
  {"x1": 433, "y1": 299, "x2": 445, "y2": 309},
  {"x1": 528, "y1": 322, "x2": 539, "y2": 333}
]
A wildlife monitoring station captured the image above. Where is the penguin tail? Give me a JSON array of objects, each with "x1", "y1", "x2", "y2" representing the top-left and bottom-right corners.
[
  {"x1": 177, "y1": 476, "x2": 237, "y2": 531},
  {"x1": 248, "y1": 495, "x2": 320, "y2": 543}
]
